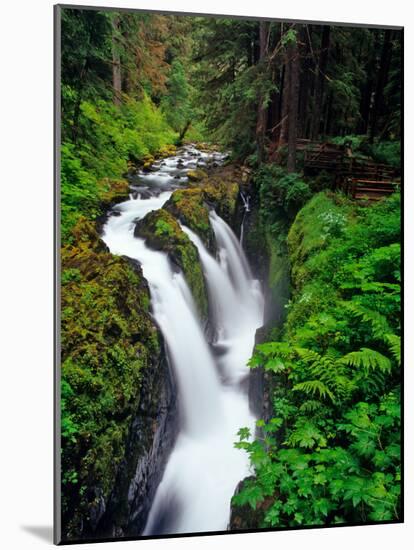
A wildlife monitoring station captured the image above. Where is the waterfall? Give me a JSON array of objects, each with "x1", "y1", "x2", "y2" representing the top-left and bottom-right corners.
[
  {"x1": 239, "y1": 192, "x2": 250, "y2": 246},
  {"x1": 101, "y1": 145, "x2": 264, "y2": 536},
  {"x1": 102, "y1": 195, "x2": 221, "y2": 437},
  {"x1": 182, "y1": 221, "x2": 263, "y2": 384},
  {"x1": 209, "y1": 210, "x2": 254, "y2": 297}
]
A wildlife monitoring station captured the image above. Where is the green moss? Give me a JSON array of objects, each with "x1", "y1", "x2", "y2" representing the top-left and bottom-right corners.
[
  {"x1": 155, "y1": 218, "x2": 175, "y2": 238},
  {"x1": 267, "y1": 236, "x2": 290, "y2": 322},
  {"x1": 98, "y1": 178, "x2": 130, "y2": 206},
  {"x1": 187, "y1": 168, "x2": 208, "y2": 181},
  {"x1": 164, "y1": 167, "x2": 240, "y2": 247},
  {"x1": 157, "y1": 143, "x2": 177, "y2": 158},
  {"x1": 287, "y1": 192, "x2": 354, "y2": 291},
  {"x1": 61, "y1": 218, "x2": 159, "y2": 534},
  {"x1": 165, "y1": 188, "x2": 212, "y2": 244},
  {"x1": 134, "y1": 209, "x2": 208, "y2": 317}
]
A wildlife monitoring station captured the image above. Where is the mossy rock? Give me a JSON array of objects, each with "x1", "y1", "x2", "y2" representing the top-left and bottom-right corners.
[
  {"x1": 193, "y1": 142, "x2": 221, "y2": 153},
  {"x1": 134, "y1": 209, "x2": 208, "y2": 317},
  {"x1": 203, "y1": 179, "x2": 239, "y2": 222},
  {"x1": 287, "y1": 192, "x2": 353, "y2": 291},
  {"x1": 97, "y1": 178, "x2": 130, "y2": 209},
  {"x1": 164, "y1": 188, "x2": 213, "y2": 247},
  {"x1": 187, "y1": 168, "x2": 208, "y2": 182},
  {"x1": 60, "y1": 219, "x2": 160, "y2": 537},
  {"x1": 164, "y1": 169, "x2": 240, "y2": 248},
  {"x1": 157, "y1": 144, "x2": 177, "y2": 158}
]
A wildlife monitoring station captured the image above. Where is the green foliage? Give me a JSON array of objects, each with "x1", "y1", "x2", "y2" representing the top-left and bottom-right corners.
[
  {"x1": 235, "y1": 191, "x2": 401, "y2": 528},
  {"x1": 331, "y1": 134, "x2": 366, "y2": 150},
  {"x1": 255, "y1": 165, "x2": 311, "y2": 239},
  {"x1": 369, "y1": 141, "x2": 401, "y2": 170},
  {"x1": 61, "y1": 94, "x2": 177, "y2": 242},
  {"x1": 161, "y1": 59, "x2": 192, "y2": 136},
  {"x1": 234, "y1": 391, "x2": 400, "y2": 527},
  {"x1": 192, "y1": 18, "x2": 273, "y2": 158},
  {"x1": 60, "y1": 220, "x2": 160, "y2": 535}
]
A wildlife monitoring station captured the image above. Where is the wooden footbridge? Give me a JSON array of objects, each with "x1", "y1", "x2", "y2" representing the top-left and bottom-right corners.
[{"x1": 299, "y1": 139, "x2": 400, "y2": 201}]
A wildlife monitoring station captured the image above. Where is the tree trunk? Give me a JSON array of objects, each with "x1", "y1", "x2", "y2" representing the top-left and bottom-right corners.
[
  {"x1": 298, "y1": 25, "x2": 314, "y2": 138},
  {"x1": 287, "y1": 36, "x2": 300, "y2": 173},
  {"x1": 358, "y1": 31, "x2": 379, "y2": 134},
  {"x1": 111, "y1": 15, "x2": 122, "y2": 106},
  {"x1": 311, "y1": 25, "x2": 330, "y2": 141},
  {"x1": 178, "y1": 120, "x2": 191, "y2": 144},
  {"x1": 279, "y1": 55, "x2": 290, "y2": 148},
  {"x1": 323, "y1": 91, "x2": 333, "y2": 136},
  {"x1": 256, "y1": 21, "x2": 270, "y2": 163},
  {"x1": 370, "y1": 30, "x2": 393, "y2": 142}
]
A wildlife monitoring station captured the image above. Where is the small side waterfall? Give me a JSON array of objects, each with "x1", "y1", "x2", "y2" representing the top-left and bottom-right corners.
[
  {"x1": 101, "y1": 146, "x2": 264, "y2": 536},
  {"x1": 239, "y1": 191, "x2": 250, "y2": 246}
]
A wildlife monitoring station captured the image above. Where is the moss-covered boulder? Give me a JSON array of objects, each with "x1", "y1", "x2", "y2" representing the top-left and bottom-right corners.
[
  {"x1": 134, "y1": 208, "x2": 208, "y2": 317},
  {"x1": 287, "y1": 191, "x2": 353, "y2": 292},
  {"x1": 163, "y1": 166, "x2": 240, "y2": 248},
  {"x1": 203, "y1": 178, "x2": 239, "y2": 222},
  {"x1": 187, "y1": 168, "x2": 208, "y2": 182},
  {"x1": 97, "y1": 178, "x2": 130, "y2": 209},
  {"x1": 157, "y1": 143, "x2": 177, "y2": 158},
  {"x1": 164, "y1": 188, "x2": 213, "y2": 246},
  {"x1": 61, "y1": 217, "x2": 163, "y2": 538}
]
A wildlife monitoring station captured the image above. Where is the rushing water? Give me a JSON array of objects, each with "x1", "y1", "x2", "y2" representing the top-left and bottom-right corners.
[{"x1": 101, "y1": 145, "x2": 264, "y2": 536}]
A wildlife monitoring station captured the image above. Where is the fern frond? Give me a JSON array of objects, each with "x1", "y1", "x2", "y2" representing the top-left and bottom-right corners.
[
  {"x1": 299, "y1": 400, "x2": 323, "y2": 413},
  {"x1": 384, "y1": 334, "x2": 401, "y2": 366},
  {"x1": 294, "y1": 347, "x2": 323, "y2": 364},
  {"x1": 256, "y1": 341, "x2": 293, "y2": 359},
  {"x1": 293, "y1": 380, "x2": 335, "y2": 403},
  {"x1": 341, "y1": 347, "x2": 392, "y2": 373},
  {"x1": 344, "y1": 302, "x2": 390, "y2": 339}
]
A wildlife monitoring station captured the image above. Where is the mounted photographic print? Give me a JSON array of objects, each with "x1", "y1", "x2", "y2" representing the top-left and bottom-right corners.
[{"x1": 54, "y1": 3, "x2": 403, "y2": 544}]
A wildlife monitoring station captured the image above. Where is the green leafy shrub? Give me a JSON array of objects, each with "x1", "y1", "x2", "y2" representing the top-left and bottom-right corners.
[
  {"x1": 234, "y1": 191, "x2": 401, "y2": 528},
  {"x1": 331, "y1": 134, "x2": 366, "y2": 151},
  {"x1": 369, "y1": 141, "x2": 401, "y2": 170},
  {"x1": 256, "y1": 165, "x2": 312, "y2": 237},
  {"x1": 61, "y1": 93, "x2": 178, "y2": 242}
]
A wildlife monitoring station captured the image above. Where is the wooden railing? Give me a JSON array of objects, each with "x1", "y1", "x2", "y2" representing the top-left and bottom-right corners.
[{"x1": 302, "y1": 140, "x2": 399, "y2": 201}]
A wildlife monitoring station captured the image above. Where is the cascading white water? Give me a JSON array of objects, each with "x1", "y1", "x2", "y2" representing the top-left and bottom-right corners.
[
  {"x1": 239, "y1": 191, "x2": 250, "y2": 246},
  {"x1": 101, "y1": 145, "x2": 263, "y2": 536},
  {"x1": 209, "y1": 211, "x2": 255, "y2": 298},
  {"x1": 102, "y1": 194, "x2": 221, "y2": 437},
  {"x1": 182, "y1": 220, "x2": 263, "y2": 384}
]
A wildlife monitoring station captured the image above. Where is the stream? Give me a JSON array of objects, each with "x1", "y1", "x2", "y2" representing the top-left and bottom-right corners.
[{"x1": 101, "y1": 145, "x2": 264, "y2": 536}]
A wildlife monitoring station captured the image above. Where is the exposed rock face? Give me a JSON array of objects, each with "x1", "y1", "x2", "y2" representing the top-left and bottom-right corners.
[
  {"x1": 229, "y1": 476, "x2": 269, "y2": 530},
  {"x1": 96, "y1": 336, "x2": 178, "y2": 537}
]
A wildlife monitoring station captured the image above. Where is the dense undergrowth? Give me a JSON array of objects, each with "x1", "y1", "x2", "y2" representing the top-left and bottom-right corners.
[
  {"x1": 61, "y1": 95, "x2": 178, "y2": 243},
  {"x1": 233, "y1": 185, "x2": 401, "y2": 528}
]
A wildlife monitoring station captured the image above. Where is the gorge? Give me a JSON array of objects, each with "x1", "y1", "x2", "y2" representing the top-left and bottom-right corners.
[{"x1": 101, "y1": 145, "x2": 264, "y2": 536}]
